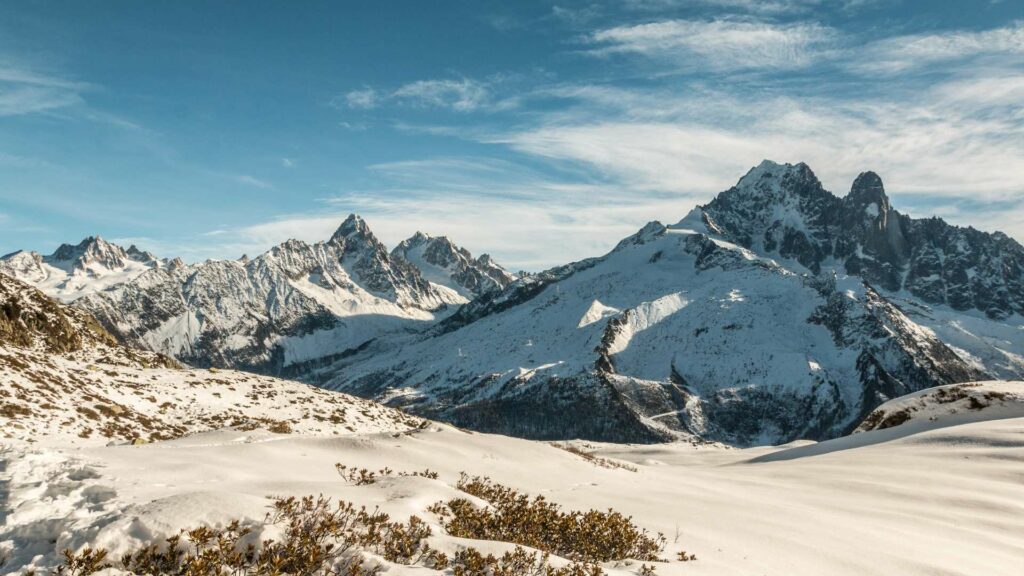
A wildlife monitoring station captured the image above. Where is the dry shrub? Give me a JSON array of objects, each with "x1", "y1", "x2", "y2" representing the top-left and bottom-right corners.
[
  {"x1": 551, "y1": 444, "x2": 637, "y2": 472},
  {"x1": 451, "y1": 546, "x2": 602, "y2": 576},
  {"x1": 53, "y1": 495, "x2": 446, "y2": 576},
  {"x1": 430, "y1": 475, "x2": 665, "y2": 563},
  {"x1": 335, "y1": 464, "x2": 439, "y2": 485}
]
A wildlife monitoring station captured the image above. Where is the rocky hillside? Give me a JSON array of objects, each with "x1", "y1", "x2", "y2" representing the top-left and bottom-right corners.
[{"x1": 0, "y1": 271, "x2": 421, "y2": 444}]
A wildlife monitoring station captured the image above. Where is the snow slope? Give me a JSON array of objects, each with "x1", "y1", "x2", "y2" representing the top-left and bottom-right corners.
[{"x1": 3, "y1": 381, "x2": 1023, "y2": 575}]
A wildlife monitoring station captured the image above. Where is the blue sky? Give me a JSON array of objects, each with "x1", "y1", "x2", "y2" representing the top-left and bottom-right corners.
[{"x1": 1, "y1": 0, "x2": 1023, "y2": 270}]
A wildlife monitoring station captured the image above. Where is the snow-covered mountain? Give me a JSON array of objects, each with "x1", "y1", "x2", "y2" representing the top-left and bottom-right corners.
[
  {"x1": 0, "y1": 236, "x2": 174, "y2": 302},
  {"x1": 306, "y1": 162, "x2": 1023, "y2": 445},
  {"x1": 392, "y1": 231, "x2": 516, "y2": 298},
  {"x1": 67, "y1": 214, "x2": 469, "y2": 374},
  {"x1": 4, "y1": 162, "x2": 1022, "y2": 446}
]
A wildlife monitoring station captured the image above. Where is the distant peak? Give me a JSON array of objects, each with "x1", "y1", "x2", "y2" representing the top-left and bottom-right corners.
[
  {"x1": 125, "y1": 244, "x2": 158, "y2": 263},
  {"x1": 847, "y1": 171, "x2": 889, "y2": 212},
  {"x1": 736, "y1": 160, "x2": 818, "y2": 190},
  {"x1": 51, "y1": 235, "x2": 125, "y2": 263},
  {"x1": 614, "y1": 221, "x2": 667, "y2": 251},
  {"x1": 332, "y1": 213, "x2": 371, "y2": 241},
  {"x1": 395, "y1": 231, "x2": 462, "y2": 257},
  {"x1": 850, "y1": 171, "x2": 886, "y2": 196},
  {"x1": 755, "y1": 159, "x2": 787, "y2": 170}
]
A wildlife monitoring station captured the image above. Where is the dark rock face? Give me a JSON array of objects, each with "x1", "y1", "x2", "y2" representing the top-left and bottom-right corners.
[{"x1": 703, "y1": 161, "x2": 1024, "y2": 318}]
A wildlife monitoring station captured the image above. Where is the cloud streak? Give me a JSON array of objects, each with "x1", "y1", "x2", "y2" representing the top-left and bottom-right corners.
[
  {"x1": 0, "y1": 62, "x2": 90, "y2": 116},
  {"x1": 587, "y1": 19, "x2": 837, "y2": 70},
  {"x1": 854, "y1": 22, "x2": 1024, "y2": 74},
  {"x1": 168, "y1": 156, "x2": 691, "y2": 270},
  {"x1": 338, "y1": 76, "x2": 516, "y2": 113},
  {"x1": 234, "y1": 174, "x2": 274, "y2": 189}
]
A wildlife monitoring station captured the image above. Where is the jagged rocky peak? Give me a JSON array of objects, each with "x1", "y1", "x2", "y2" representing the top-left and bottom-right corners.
[
  {"x1": 394, "y1": 231, "x2": 469, "y2": 263},
  {"x1": 392, "y1": 231, "x2": 515, "y2": 297},
  {"x1": 50, "y1": 235, "x2": 129, "y2": 271},
  {"x1": 125, "y1": 244, "x2": 159, "y2": 264},
  {"x1": 614, "y1": 221, "x2": 667, "y2": 251},
  {"x1": 332, "y1": 213, "x2": 373, "y2": 242},
  {"x1": 733, "y1": 160, "x2": 825, "y2": 198},
  {"x1": 846, "y1": 171, "x2": 890, "y2": 215},
  {"x1": 701, "y1": 160, "x2": 1024, "y2": 319},
  {"x1": 476, "y1": 253, "x2": 502, "y2": 268}
]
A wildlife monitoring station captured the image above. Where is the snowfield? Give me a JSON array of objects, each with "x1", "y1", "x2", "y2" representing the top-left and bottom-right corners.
[{"x1": 3, "y1": 381, "x2": 1023, "y2": 575}]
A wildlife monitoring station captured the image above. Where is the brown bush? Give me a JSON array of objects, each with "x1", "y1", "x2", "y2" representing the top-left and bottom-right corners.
[
  {"x1": 52, "y1": 495, "x2": 445, "y2": 576},
  {"x1": 430, "y1": 475, "x2": 665, "y2": 563},
  {"x1": 451, "y1": 546, "x2": 602, "y2": 576},
  {"x1": 335, "y1": 464, "x2": 439, "y2": 485}
]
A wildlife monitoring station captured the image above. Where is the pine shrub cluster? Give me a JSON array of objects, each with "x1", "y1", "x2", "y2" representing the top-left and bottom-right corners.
[
  {"x1": 49, "y1": 472, "x2": 675, "y2": 576},
  {"x1": 450, "y1": 546, "x2": 603, "y2": 576},
  {"x1": 50, "y1": 495, "x2": 446, "y2": 576},
  {"x1": 429, "y1": 475, "x2": 665, "y2": 563}
]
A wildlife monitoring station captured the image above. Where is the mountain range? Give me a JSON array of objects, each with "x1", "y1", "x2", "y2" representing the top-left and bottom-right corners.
[{"x1": 3, "y1": 160, "x2": 1022, "y2": 445}]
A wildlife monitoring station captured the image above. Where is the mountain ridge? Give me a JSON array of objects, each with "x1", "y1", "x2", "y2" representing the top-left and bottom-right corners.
[
  {"x1": 3, "y1": 160, "x2": 1022, "y2": 446},
  {"x1": 702, "y1": 160, "x2": 1024, "y2": 319}
]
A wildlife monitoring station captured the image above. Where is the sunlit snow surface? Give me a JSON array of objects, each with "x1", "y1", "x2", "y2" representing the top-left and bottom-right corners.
[{"x1": 3, "y1": 381, "x2": 1023, "y2": 575}]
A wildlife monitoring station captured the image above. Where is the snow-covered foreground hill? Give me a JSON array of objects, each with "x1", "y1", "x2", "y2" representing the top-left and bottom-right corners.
[
  {"x1": 0, "y1": 271, "x2": 421, "y2": 445},
  {"x1": 3, "y1": 380, "x2": 1023, "y2": 575}
]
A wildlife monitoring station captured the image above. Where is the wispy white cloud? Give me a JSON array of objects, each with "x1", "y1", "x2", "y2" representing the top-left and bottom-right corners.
[
  {"x1": 392, "y1": 78, "x2": 492, "y2": 111},
  {"x1": 496, "y1": 68, "x2": 1024, "y2": 243},
  {"x1": 0, "y1": 83, "x2": 83, "y2": 116},
  {"x1": 853, "y1": 22, "x2": 1024, "y2": 74},
  {"x1": 341, "y1": 87, "x2": 379, "y2": 109},
  {"x1": 623, "y1": 0, "x2": 879, "y2": 15},
  {"x1": 587, "y1": 19, "x2": 837, "y2": 71},
  {"x1": 337, "y1": 77, "x2": 515, "y2": 113},
  {"x1": 0, "y1": 62, "x2": 90, "y2": 116},
  {"x1": 281, "y1": 158, "x2": 295, "y2": 168},
  {"x1": 234, "y1": 174, "x2": 274, "y2": 189},
  {"x1": 317, "y1": 19, "x2": 1024, "y2": 253},
  {"x1": 169, "y1": 156, "x2": 690, "y2": 270}
]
